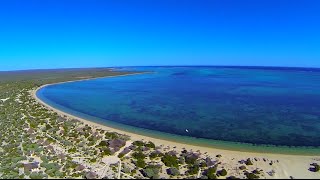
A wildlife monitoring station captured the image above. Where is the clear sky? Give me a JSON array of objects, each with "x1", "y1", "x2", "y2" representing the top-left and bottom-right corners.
[{"x1": 0, "y1": 0, "x2": 320, "y2": 70}]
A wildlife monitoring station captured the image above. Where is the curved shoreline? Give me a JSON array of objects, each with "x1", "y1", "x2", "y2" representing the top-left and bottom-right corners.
[
  {"x1": 32, "y1": 73, "x2": 319, "y2": 157},
  {"x1": 30, "y1": 73, "x2": 320, "y2": 178}
]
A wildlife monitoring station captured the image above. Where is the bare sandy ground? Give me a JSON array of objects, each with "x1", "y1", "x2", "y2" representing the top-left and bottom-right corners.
[{"x1": 31, "y1": 74, "x2": 320, "y2": 179}]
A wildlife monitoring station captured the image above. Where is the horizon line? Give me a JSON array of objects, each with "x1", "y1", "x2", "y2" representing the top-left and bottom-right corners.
[{"x1": 1, "y1": 64, "x2": 320, "y2": 73}]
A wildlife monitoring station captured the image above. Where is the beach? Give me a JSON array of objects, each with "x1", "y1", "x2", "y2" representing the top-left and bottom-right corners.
[{"x1": 31, "y1": 74, "x2": 320, "y2": 179}]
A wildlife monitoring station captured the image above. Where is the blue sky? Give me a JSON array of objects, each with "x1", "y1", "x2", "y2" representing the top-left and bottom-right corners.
[{"x1": 0, "y1": 0, "x2": 319, "y2": 70}]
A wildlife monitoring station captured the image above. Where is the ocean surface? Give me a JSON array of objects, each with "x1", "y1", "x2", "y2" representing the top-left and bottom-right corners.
[{"x1": 37, "y1": 66, "x2": 320, "y2": 154}]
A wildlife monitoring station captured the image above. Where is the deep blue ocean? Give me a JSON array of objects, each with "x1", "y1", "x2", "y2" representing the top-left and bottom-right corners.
[{"x1": 37, "y1": 66, "x2": 320, "y2": 153}]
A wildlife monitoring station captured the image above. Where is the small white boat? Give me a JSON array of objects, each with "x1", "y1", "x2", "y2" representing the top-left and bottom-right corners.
[{"x1": 186, "y1": 129, "x2": 189, "y2": 133}]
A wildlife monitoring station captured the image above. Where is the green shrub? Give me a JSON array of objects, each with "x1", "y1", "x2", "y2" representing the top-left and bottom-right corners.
[
  {"x1": 161, "y1": 153, "x2": 179, "y2": 168},
  {"x1": 200, "y1": 162, "x2": 207, "y2": 168},
  {"x1": 245, "y1": 158, "x2": 253, "y2": 165},
  {"x1": 206, "y1": 165, "x2": 218, "y2": 179},
  {"x1": 314, "y1": 164, "x2": 320, "y2": 172},
  {"x1": 98, "y1": 141, "x2": 108, "y2": 147},
  {"x1": 87, "y1": 141, "x2": 95, "y2": 146},
  {"x1": 54, "y1": 171, "x2": 64, "y2": 178},
  {"x1": 185, "y1": 155, "x2": 198, "y2": 165},
  {"x1": 145, "y1": 141, "x2": 155, "y2": 149},
  {"x1": 118, "y1": 153, "x2": 125, "y2": 158},
  {"x1": 142, "y1": 165, "x2": 160, "y2": 178},
  {"x1": 136, "y1": 159, "x2": 146, "y2": 168},
  {"x1": 101, "y1": 148, "x2": 112, "y2": 156},
  {"x1": 218, "y1": 169, "x2": 227, "y2": 176},
  {"x1": 29, "y1": 172, "x2": 44, "y2": 179},
  {"x1": 179, "y1": 156, "x2": 185, "y2": 164},
  {"x1": 30, "y1": 123, "x2": 37, "y2": 129},
  {"x1": 188, "y1": 165, "x2": 200, "y2": 175},
  {"x1": 167, "y1": 167, "x2": 180, "y2": 176},
  {"x1": 132, "y1": 151, "x2": 146, "y2": 160},
  {"x1": 88, "y1": 136, "x2": 94, "y2": 142},
  {"x1": 245, "y1": 172, "x2": 259, "y2": 179},
  {"x1": 68, "y1": 147, "x2": 76, "y2": 153},
  {"x1": 132, "y1": 141, "x2": 145, "y2": 147},
  {"x1": 149, "y1": 152, "x2": 158, "y2": 159},
  {"x1": 45, "y1": 124, "x2": 52, "y2": 130},
  {"x1": 226, "y1": 176, "x2": 240, "y2": 179},
  {"x1": 105, "y1": 132, "x2": 118, "y2": 139}
]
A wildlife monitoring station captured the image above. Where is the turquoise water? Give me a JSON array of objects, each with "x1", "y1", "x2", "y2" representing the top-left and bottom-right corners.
[{"x1": 37, "y1": 66, "x2": 320, "y2": 154}]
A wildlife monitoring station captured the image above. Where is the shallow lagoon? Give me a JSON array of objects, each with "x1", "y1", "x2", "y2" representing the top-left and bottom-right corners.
[{"x1": 37, "y1": 66, "x2": 320, "y2": 154}]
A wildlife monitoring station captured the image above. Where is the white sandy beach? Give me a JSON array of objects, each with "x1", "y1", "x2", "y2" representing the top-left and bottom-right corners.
[{"x1": 31, "y1": 74, "x2": 320, "y2": 179}]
